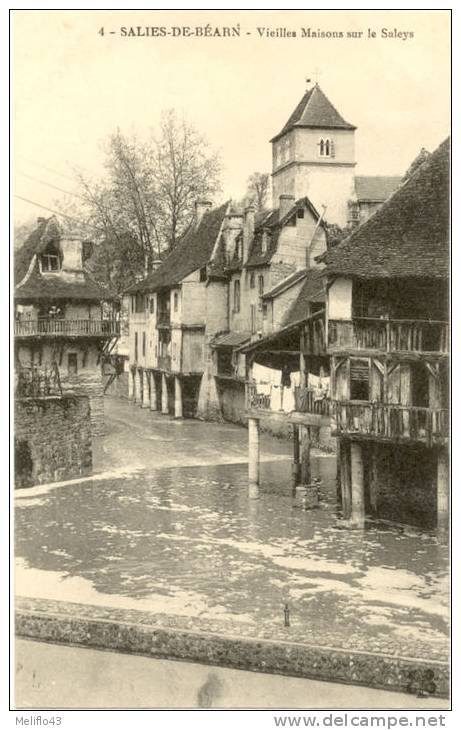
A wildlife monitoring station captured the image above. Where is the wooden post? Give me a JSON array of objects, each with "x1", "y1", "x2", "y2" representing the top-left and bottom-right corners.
[
  {"x1": 128, "y1": 368, "x2": 134, "y2": 400},
  {"x1": 150, "y1": 372, "x2": 158, "y2": 411},
  {"x1": 299, "y1": 328, "x2": 307, "y2": 387},
  {"x1": 174, "y1": 376, "x2": 183, "y2": 418},
  {"x1": 248, "y1": 417, "x2": 260, "y2": 487},
  {"x1": 142, "y1": 370, "x2": 150, "y2": 408},
  {"x1": 339, "y1": 439, "x2": 352, "y2": 519},
  {"x1": 134, "y1": 368, "x2": 142, "y2": 404},
  {"x1": 161, "y1": 373, "x2": 169, "y2": 415},
  {"x1": 350, "y1": 441, "x2": 365, "y2": 527},
  {"x1": 437, "y1": 449, "x2": 449, "y2": 532},
  {"x1": 300, "y1": 425, "x2": 311, "y2": 486},
  {"x1": 292, "y1": 424, "x2": 301, "y2": 487},
  {"x1": 369, "y1": 444, "x2": 379, "y2": 517}
]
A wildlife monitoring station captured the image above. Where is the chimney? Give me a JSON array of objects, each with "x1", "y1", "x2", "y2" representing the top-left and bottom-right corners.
[
  {"x1": 195, "y1": 200, "x2": 213, "y2": 225},
  {"x1": 243, "y1": 204, "x2": 255, "y2": 263},
  {"x1": 279, "y1": 194, "x2": 295, "y2": 221}
]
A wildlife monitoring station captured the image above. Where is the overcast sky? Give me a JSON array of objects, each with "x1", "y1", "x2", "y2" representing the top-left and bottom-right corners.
[{"x1": 13, "y1": 9, "x2": 450, "y2": 224}]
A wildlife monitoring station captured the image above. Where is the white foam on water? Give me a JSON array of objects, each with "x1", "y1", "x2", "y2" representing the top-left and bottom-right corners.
[{"x1": 15, "y1": 558, "x2": 252, "y2": 622}]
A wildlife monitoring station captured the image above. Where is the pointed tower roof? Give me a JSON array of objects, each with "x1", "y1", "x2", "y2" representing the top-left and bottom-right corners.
[{"x1": 270, "y1": 83, "x2": 356, "y2": 142}]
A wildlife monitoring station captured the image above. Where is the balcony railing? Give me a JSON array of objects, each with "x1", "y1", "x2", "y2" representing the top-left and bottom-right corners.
[
  {"x1": 247, "y1": 383, "x2": 331, "y2": 417},
  {"x1": 14, "y1": 318, "x2": 120, "y2": 338},
  {"x1": 331, "y1": 400, "x2": 448, "y2": 446},
  {"x1": 247, "y1": 383, "x2": 272, "y2": 410},
  {"x1": 328, "y1": 318, "x2": 449, "y2": 354},
  {"x1": 15, "y1": 364, "x2": 62, "y2": 398},
  {"x1": 294, "y1": 387, "x2": 331, "y2": 416},
  {"x1": 158, "y1": 355, "x2": 171, "y2": 371}
]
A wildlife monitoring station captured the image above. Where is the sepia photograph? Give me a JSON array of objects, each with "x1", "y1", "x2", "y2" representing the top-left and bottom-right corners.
[{"x1": 11, "y1": 7, "x2": 451, "y2": 714}]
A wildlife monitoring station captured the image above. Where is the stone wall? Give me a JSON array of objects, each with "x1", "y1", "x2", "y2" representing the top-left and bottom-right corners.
[
  {"x1": 17, "y1": 341, "x2": 105, "y2": 437},
  {"x1": 15, "y1": 395, "x2": 92, "y2": 488},
  {"x1": 15, "y1": 596, "x2": 449, "y2": 698}
]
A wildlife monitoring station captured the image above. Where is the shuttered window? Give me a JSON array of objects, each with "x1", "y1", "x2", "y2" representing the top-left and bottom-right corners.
[{"x1": 350, "y1": 358, "x2": 369, "y2": 401}]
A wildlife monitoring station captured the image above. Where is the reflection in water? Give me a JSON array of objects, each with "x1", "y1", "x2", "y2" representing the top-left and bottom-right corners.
[{"x1": 15, "y1": 454, "x2": 448, "y2": 659}]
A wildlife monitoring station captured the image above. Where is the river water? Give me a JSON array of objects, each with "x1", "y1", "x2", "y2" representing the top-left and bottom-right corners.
[{"x1": 15, "y1": 398, "x2": 449, "y2": 662}]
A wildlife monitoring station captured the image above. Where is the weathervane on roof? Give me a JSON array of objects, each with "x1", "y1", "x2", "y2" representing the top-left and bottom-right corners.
[{"x1": 306, "y1": 68, "x2": 321, "y2": 87}]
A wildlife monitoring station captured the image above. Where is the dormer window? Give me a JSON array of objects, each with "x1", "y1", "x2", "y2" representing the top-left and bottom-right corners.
[
  {"x1": 40, "y1": 253, "x2": 60, "y2": 272},
  {"x1": 40, "y1": 243, "x2": 61, "y2": 273},
  {"x1": 319, "y1": 138, "x2": 334, "y2": 158},
  {"x1": 261, "y1": 231, "x2": 269, "y2": 255}
]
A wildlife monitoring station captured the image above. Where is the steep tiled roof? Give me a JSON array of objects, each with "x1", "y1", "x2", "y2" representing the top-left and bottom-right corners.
[
  {"x1": 270, "y1": 84, "x2": 356, "y2": 143},
  {"x1": 14, "y1": 216, "x2": 113, "y2": 301},
  {"x1": 127, "y1": 202, "x2": 229, "y2": 294},
  {"x1": 282, "y1": 270, "x2": 325, "y2": 327},
  {"x1": 14, "y1": 217, "x2": 60, "y2": 285},
  {"x1": 354, "y1": 176, "x2": 401, "y2": 203},
  {"x1": 15, "y1": 271, "x2": 113, "y2": 301},
  {"x1": 323, "y1": 138, "x2": 450, "y2": 280},
  {"x1": 262, "y1": 268, "x2": 308, "y2": 300},
  {"x1": 210, "y1": 331, "x2": 251, "y2": 348}
]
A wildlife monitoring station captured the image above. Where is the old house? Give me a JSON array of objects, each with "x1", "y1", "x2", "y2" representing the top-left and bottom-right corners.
[
  {"x1": 209, "y1": 195, "x2": 328, "y2": 426},
  {"x1": 125, "y1": 201, "x2": 233, "y2": 419},
  {"x1": 323, "y1": 138, "x2": 449, "y2": 529},
  {"x1": 14, "y1": 216, "x2": 119, "y2": 486}
]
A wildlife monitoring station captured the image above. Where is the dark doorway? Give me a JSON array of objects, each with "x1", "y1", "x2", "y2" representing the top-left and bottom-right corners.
[
  {"x1": 411, "y1": 362, "x2": 429, "y2": 408},
  {"x1": 15, "y1": 438, "x2": 33, "y2": 488}
]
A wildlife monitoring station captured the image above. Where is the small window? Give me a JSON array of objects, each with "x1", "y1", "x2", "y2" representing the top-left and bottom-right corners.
[
  {"x1": 135, "y1": 294, "x2": 144, "y2": 313},
  {"x1": 173, "y1": 292, "x2": 179, "y2": 312},
  {"x1": 250, "y1": 305, "x2": 256, "y2": 334},
  {"x1": 319, "y1": 137, "x2": 332, "y2": 158},
  {"x1": 262, "y1": 303, "x2": 268, "y2": 318},
  {"x1": 41, "y1": 253, "x2": 60, "y2": 272},
  {"x1": 134, "y1": 332, "x2": 138, "y2": 361},
  {"x1": 234, "y1": 279, "x2": 241, "y2": 313},
  {"x1": 258, "y1": 275, "x2": 264, "y2": 296},
  {"x1": 297, "y1": 208, "x2": 305, "y2": 219},
  {"x1": 149, "y1": 298, "x2": 155, "y2": 314},
  {"x1": 250, "y1": 273, "x2": 255, "y2": 289},
  {"x1": 261, "y1": 232, "x2": 269, "y2": 254},
  {"x1": 199, "y1": 266, "x2": 207, "y2": 282},
  {"x1": 67, "y1": 353, "x2": 78, "y2": 375},
  {"x1": 142, "y1": 332, "x2": 146, "y2": 357},
  {"x1": 350, "y1": 359, "x2": 369, "y2": 401}
]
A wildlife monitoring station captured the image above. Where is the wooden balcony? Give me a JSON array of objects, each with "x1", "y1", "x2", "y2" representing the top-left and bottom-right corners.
[
  {"x1": 331, "y1": 400, "x2": 448, "y2": 446},
  {"x1": 294, "y1": 387, "x2": 331, "y2": 416},
  {"x1": 14, "y1": 318, "x2": 120, "y2": 338},
  {"x1": 328, "y1": 318, "x2": 449, "y2": 355},
  {"x1": 247, "y1": 383, "x2": 272, "y2": 410},
  {"x1": 247, "y1": 384, "x2": 331, "y2": 417}
]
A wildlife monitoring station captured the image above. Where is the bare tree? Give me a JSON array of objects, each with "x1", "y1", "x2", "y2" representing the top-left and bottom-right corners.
[
  {"x1": 70, "y1": 114, "x2": 222, "y2": 284},
  {"x1": 244, "y1": 172, "x2": 270, "y2": 212},
  {"x1": 152, "y1": 110, "x2": 222, "y2": 250}
]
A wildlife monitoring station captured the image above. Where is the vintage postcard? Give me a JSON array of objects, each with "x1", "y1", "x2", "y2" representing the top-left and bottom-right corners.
[{"x1": 11, "y1": 7, "x2": 451, "y2": 717}]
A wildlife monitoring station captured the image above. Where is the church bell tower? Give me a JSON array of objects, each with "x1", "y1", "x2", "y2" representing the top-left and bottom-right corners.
[{"x1": 270, "y1": 83, "x2": 356, "y2": 226}]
